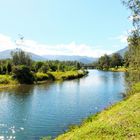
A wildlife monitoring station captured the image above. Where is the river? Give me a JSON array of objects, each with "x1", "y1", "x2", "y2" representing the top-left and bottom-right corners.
[{"x1": 0, "y1": 70, "x2": 126, "y2": 140}]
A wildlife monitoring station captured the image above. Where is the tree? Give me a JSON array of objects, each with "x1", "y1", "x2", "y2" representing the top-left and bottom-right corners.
[
  {"x1": 76, "y1": 62, "x2": 81, "y2": 70},
  {"x1": 34, "y1": 61, "x2": 44, "y2": 72},
  {"x1": 11, "y1": 50, "x2": 32, "y2": 66},
  {"x1": 6, "y1": 61, "x2": 12, "y2": 74},
  {"x1": 12, "y1": 65, "x2": 34, "y2": 84},
  {"x1": 123, "y1": 0, "x2": 140, "y2": 70},
  {"x1": 110, "y1": 53, "x2": 123, "y2": 68},
  {"x1": 124, "y1": 51, "x2": 130, "y2": 67},
  {"x1": 39, "y1": 63, "x2": 50, "y2": 73},
  {"x1": 97, "y1": 54, "x2": 110, "y2": 70}
]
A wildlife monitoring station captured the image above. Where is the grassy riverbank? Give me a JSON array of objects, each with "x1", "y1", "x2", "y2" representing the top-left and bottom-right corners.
[
  {"x1": 55, "y1": 83, "x2": 140, "y2": 140},
  {"x1": 108, "y1": 66, "x2": 127, "y2": 72},
  {"x1": 0, "y1": 75, "x2": 18, "y2": 89},
  {"x1": 50, "y1": 70, "x2": 87, "y2": 80},
  {"x1": 0, "y1": 70, "x2": 87, "y2": 89}
]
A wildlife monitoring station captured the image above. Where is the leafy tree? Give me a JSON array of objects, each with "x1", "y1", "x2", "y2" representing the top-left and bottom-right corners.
[
  {"x1": 39, "y1": 63, "x2": 50, "y2": 73},
  {"x1": 76, "y1": 62, "x2": 81, "y2": 70},
  {"x1": 34, "y1": 61, "x2": 44, "y2": 72},
  {"x1": 124, "y1": 51, "x2": 130, "y2": 67},
  {"x1": 123, "y1": 0, "x2": 140, "y2": 70},
  {"x1": 97, "y1": 54, "x2": 110, "y2": 70},
  {"x1": 11, "y1": 50, "x2": 32, "y2": 66},
  {"x1": 6, "y1": 61, "x2": 12, "y2": 74},
  {"x1": 12, "y1": 65, "x2": 34, "y2": 84},
  {"x1": 110, "y1": 53, "x2": 123, "y2": 68}
]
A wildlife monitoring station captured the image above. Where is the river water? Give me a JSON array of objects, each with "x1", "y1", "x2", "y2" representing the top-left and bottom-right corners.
[{"x1": 0, "y1": 70, "x2": 126, "y2": 140}]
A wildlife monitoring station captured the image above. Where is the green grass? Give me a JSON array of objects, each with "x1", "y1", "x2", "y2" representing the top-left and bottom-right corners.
[
  {"x1": 35, "y1": 72, "x2": 50, "y2": 81},
  {"x1": 0, "y1": 75, "x2": 17, "y2": 84},
  {"x1": 109, "y1": 66, "x2": 127, "y2": 72},
  {"x1": 55, "y1": 83, "x2": 140, "y2": 140},
  {"x1": 0, "y1": 75, "x2": 17, "y2": 88},
  {"x1": 0, "y1": 70, "x2": 87, "y2": 88},
  {"x1": 49, "y1": 70, "x2": 87, "y2": 80}
]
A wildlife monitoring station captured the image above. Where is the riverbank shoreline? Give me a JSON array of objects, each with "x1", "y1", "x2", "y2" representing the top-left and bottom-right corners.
[
  {"x1": 108, "y1": 67, "x2": 127, "y2": 72},
  {"x1": 0, "y1": 70, "x2": 88, "y2": 89},
  {"x1": 55, "y1": 83, "x2": 140, "y2": 140},
  {"x1": 95, "y1": 67, "x2": 128, "y2": 72}
]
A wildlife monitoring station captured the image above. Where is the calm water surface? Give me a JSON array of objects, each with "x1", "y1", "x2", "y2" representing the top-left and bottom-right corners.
[{"x1": 0, "y1": 70, "x2": 126, "y2": 140}]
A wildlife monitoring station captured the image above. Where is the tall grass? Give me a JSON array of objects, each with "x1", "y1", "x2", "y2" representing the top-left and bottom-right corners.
[
  {"x1": 0, "y1": 75, "x2": 15, "y2": 84},
  {"x1": 49, "y1": 70, "x2": 87, "y2": 80}
]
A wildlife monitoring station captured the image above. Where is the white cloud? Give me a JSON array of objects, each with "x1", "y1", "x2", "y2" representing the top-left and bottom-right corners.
[
  {"x1": 109, "y1": 32, "x2": 128, "y2": 44},
  {"x1": 0, "y1": 34, "x2": 16, "y2": 50},
  {"x1": 116, "y1": 35, "x2": 128, "y2": 43},
  {"x1": 0, "y1": 33, "x2": 113, "y2": 58}
]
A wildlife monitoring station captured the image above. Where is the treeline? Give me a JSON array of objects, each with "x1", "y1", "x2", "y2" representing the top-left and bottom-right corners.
[
  {"x1": 94, "y1": 53, "x2": 124, "y2": 70},
  {"x1": 94, "y1": 0, "x2": 140, "y2": 72},
  {"x1": 123, "y1": 0, "x2": 140, "y2": 72},
  {"x1": 0, "y1": 50, "x2": 84, "y2": 84}
]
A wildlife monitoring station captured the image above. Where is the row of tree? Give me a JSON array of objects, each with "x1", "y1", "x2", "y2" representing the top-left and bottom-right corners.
[
  {"x1": 0, "y1": 50, "x2": 82, "y2": 74},
  {"x1": 94, "y1": 53, "x2": 123, "y2": 70},
  {"x1": 0, "y1": 50, "x2": 83, "y2": 84},
  {"x1": 94, "y1": 0, "x2": 140, "y2": 71},
  {"x1": 123, "y1": 0, "x2": 140, "y2": 71}
]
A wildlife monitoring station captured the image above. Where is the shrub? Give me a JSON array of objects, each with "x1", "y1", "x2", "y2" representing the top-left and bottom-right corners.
[
  {"x1": 36, "y1": 72, "x2": 49, "y2": 81},
  {"x1": 0, "y1": 75, "x2": 11, "y2": 84},
  {"x1": 12, "y1": 65, "x2": 34, "y2": 84}
]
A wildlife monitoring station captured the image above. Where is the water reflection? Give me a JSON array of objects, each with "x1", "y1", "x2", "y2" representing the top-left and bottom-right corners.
[{"x1": 0, "y1": 70, "x2": 126, "y2": 139}]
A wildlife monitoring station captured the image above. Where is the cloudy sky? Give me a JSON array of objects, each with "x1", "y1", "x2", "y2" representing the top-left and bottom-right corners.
[{"x1": 0, "y1": 0, "x2": 131, "y2": 57}]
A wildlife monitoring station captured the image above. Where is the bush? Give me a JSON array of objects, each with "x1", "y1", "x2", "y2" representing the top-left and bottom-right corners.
[
  {"x1": 36, "y1": 73, "x2": 49, "y2": 81},
  {"x1": 0, "y1": 75, "x2": 11, "y2": 84},
  {"x1": 12, "y1": 65, "x2": 34, "y2": 84}
]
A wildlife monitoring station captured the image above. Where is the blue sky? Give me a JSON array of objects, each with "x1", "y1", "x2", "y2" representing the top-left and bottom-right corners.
[{"x1": 0, "y1": 0, "x2": 131, "y2": 57}]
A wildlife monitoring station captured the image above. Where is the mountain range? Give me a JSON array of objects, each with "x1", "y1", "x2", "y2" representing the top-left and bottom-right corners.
[{"x1": 0, "y1": 47, "x2": 128, "y2": 64}]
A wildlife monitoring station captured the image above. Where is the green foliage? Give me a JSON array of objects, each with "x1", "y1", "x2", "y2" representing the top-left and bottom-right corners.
[
  {"x1": 109, "y1": 66, "x2": 127, "y2": 72},
  {"x1": 110, "y1": 53, "x2": 123, "y2": 67},
  {"x1": 0, "y1": 50, "x2": 85, "y2": 85},
  {"x1": 123, "y1": 0, "x2": 140, "y2": 71},
  {"x1": 68, "y1": 124, "x2": 79, "y2": 131},
  {"x1": 132, "y1": 82, "x2": 140, "y2": 93},
  {"x1": 76, "y1": 62, "x2": 81, "y2": 70},
  {"x1": 96, "y1": 54, "x2": 110, "y2": 70},
  {"x1": 33, "y1": 61, "x2": 44, "y2": 72},
  {"x1": 39, "y1": 63, "x2": 50, "y2": 73},
  {"x1": 96, "y1": 53, "x2": 123, "y2": 70},
  {"x1": 32, "y1": 60, "x2": 82, "y2": 73},
  {"x1": 0, "y1": 59, "x2": 12, "y2": 74},
  {"x1": 124, "y1": 51, "x2": 129, "y2": 67},
  {"x1": 11, "y1": 50, "x2": 32, "y2": 66},
  {"x1": 50, "y1": 70, "x2": 86, "y2": 80},
  {"x1": 6, "y1": 61, "x2": 12, "y2": 74},
  {"x1": 128, "y1": 82, "x2": 140, "y2": 95},
  {"x1": 36, "y1": 72, "x2": 49, "y2": 81},
  {"x1": 0, "y1": 75, "x2": 12, "y2": 84},
  {"x1": 12, "y1": 65, "x2": 34, "y2": 84}
]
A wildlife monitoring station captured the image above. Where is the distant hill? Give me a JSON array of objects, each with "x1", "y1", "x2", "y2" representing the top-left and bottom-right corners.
[
  {"x1": 0, "y1": 49, "x2": 97, "y2": 64},
  {"x1": 0, "y1": 49, "x2": 45, "y2": 61},
  {"x1": 115, "y1": 47, "x2": 128, "y2": 57},
  {"x1": 42, "y1": 55, "x2": 97, "y2": 64}
]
